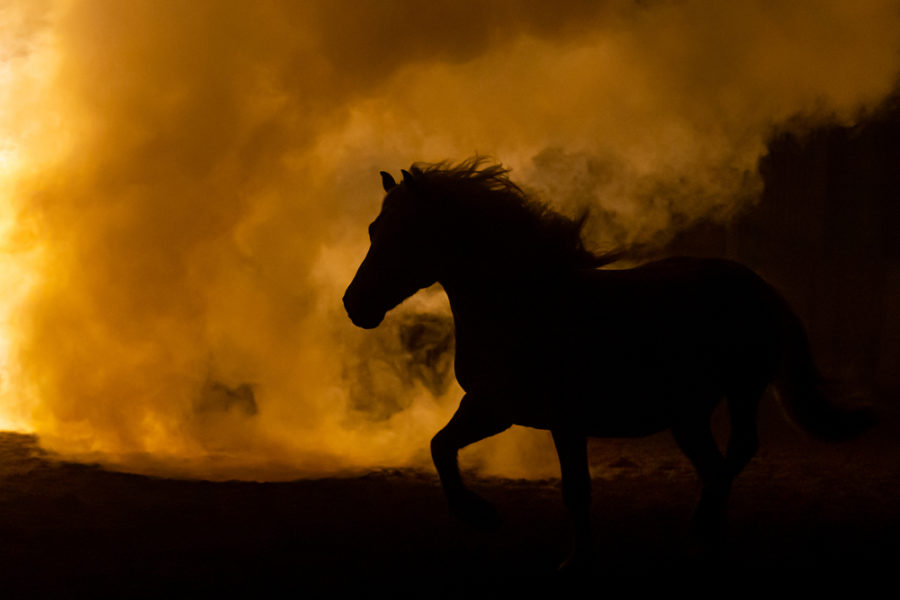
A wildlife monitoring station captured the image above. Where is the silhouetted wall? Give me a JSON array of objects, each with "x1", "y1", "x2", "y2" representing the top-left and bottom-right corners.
[{"x1": 666, "y1": 97, "x2": 900, "y2": 396}]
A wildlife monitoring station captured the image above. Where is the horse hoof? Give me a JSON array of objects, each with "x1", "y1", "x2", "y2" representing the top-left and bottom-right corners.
[
  {"x1": 450, "y1": 490, "x2": 501, "y2": 532},
  {"x1": 691, "y1": 504, "x2": 725, "y2": 537}
]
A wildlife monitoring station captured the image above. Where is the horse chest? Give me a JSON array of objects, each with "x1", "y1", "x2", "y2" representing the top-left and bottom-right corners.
[{"x1": 452, "y1": 327, "x2": 521, "y2": 391}]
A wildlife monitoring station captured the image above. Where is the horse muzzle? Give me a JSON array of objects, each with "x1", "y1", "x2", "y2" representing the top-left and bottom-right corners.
[
  {"x1": 342, "y1": 292, "x2": 386, "y2": 329},
  {"x1": 347, "y1": 309, "x2": 385, "y2": 329}
]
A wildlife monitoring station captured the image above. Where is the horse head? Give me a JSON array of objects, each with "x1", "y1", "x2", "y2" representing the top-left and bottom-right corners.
[{"x1": 343, "y1": 169, "x2": 447, "y2": 329}]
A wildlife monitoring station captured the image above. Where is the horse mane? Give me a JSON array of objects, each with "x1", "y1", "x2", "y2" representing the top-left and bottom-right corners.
[{"x1": 405, "y1": 157, "x2": 620, "y2": 270}]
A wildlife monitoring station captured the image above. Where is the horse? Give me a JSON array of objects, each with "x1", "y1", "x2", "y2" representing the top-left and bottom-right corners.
[{"x1": 342, "y1": 157, "x2": 870, "y2": 572}]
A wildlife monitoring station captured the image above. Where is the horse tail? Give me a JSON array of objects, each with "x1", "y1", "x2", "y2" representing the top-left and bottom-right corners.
[{"x1": 770, "y1": 289, "x2": 874, "y2": 441}]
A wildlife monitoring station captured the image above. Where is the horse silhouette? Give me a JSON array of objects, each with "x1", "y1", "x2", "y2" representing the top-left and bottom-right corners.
[{"x1": 342, "y1": 158, "x2": 870, "y2": 572}]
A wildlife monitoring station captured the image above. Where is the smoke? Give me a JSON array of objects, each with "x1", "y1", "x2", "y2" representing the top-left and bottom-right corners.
[{"x1": 0, "y1": 0, "x2": 897, "y2": 479}]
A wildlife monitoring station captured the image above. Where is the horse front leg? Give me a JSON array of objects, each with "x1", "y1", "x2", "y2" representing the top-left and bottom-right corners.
[
  {"x1": 552, "y1": 429, "x2": 592, "y2": 573},
  {"x1": 431, "y1": 393, "x2": 511, "y2": 531}
]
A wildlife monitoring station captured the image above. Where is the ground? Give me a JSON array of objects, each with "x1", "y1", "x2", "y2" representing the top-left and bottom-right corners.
[{"x1": 0, "y1": 403, "x2": 897, "y2": 598}]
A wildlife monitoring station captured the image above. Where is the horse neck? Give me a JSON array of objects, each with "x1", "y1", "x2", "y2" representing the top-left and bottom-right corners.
[
  {"x1": 438, "y1": 257, "x2": 562, "y2": 322},
  {"x1": 435, "y1": 211, "x2": 574, "y2": 316}
]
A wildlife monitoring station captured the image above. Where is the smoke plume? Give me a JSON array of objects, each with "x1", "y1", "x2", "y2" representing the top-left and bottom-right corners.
[{"x1": 0, "y1": 0, "x2": 898, "y2": 479}]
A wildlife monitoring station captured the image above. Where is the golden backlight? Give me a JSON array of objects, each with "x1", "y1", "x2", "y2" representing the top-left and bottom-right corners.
[{"x1": 0, "y1": 0, "x2": 897, "y2": 479}]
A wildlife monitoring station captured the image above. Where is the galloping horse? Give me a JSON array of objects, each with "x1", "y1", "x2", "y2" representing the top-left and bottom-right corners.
[{"x1": 343, "y1": 158, "x2": 868, "y2": 571}]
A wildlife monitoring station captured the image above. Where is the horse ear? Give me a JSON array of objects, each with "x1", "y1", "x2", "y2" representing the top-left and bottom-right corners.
[
  {"x1": 380, "y1": 171, "x2": 397, "y2": 192},
  {"x1": 401, "y1": 169, "x2": 413, "y2": 183}
]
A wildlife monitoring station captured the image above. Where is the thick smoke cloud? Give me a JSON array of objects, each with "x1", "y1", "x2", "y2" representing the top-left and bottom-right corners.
[{"x1": 0, "y1": 0, "x2": 898, "y2": 479}]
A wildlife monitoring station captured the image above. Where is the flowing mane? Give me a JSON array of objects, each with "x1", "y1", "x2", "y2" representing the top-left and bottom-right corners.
[{"x1": 405, "y1": 157, "x2": 620, "y2": 269}]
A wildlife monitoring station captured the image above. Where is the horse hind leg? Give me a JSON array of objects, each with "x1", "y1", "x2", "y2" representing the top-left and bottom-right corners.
[
  {"x1": 723, "y1": 386, "x2": 762, "y2": 479},
  {"x1": 671, "y1": 413, "x2": 731, "y2": 543},
  {"x1": 673, "y1": 387, "x2": 763, "y2": 546}
]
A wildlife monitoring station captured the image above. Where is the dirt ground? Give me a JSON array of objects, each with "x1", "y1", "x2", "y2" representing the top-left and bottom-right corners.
[{"x1": 1, "y1": 403, "x2": 897, "y2": 598}]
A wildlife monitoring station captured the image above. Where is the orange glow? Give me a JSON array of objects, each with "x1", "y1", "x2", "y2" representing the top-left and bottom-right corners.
[{"x1": 0, "y1": 0, "x2": 897, "y2": 479}]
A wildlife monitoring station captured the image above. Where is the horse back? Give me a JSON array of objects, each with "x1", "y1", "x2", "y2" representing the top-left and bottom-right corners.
[{"x1": 576, "y1": 257, "x2": 772, "y2": 325}]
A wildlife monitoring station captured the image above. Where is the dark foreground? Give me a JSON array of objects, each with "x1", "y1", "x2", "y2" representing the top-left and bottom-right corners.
[{"x1": 0, "y1": 408, "x2": 897, "y2": 598}]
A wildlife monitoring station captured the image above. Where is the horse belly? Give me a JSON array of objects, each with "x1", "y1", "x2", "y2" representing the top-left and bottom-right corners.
[
  {"x1": 497, "y1": 369, "x2": 678, "y2": 436},
  {"x1": 557, "y1": 352, "x2": 722, "y2": 438},
  {"x1": 570, "y1": 385, "x2": 675, "y2": 438}
]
